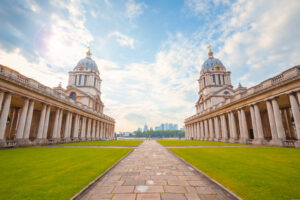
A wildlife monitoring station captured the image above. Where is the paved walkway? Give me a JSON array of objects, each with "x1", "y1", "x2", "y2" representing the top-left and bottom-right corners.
[{"x1": 83, "y1": 140, "x2": 237, "y2": 200}]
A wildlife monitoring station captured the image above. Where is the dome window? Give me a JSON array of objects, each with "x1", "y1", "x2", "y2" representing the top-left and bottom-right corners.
[{"x1": 70, "y1": 92, "x2": 77, "y2": 100}]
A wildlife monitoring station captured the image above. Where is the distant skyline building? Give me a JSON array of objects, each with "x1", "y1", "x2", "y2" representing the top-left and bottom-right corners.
[{"x1": 143, "y1": 124, "x2": 148, "y2": 132}]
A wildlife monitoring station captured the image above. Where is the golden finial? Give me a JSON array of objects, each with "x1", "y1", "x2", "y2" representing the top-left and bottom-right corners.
[
  {"x1": 207, "y1": 45, "x2": 212, "y2": 53},
  {"x1": 87, "y1": 46, "x2": 91, "y2": 54}
]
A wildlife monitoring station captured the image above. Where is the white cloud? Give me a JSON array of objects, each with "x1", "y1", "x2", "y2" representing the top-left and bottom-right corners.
[
  {"x1": 0, "y1": 48, "x2": 67, "y2": 87},
  {"x1": 109, "y1": 32, "x2": 135, "y2": 48},
  {"x1": 184, "y1": 0, "x2": 230, "y2": 15},
  {"x1": 125, "y1": 0, "x2": 146, "y2": 19}
]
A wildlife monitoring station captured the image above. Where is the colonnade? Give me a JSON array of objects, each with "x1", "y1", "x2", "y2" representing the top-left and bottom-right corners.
[
  {"x1": 185, "y1": 92, "x2": 300, "y2": 147},
  {"x1": 0, "y1": 91, "x2": 115, "y2": 147}
]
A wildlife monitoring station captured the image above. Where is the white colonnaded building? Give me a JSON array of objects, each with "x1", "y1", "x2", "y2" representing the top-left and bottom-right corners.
[
  {"x1": 0, "y1": 48, "x2": 115, "y2": 147},
  {"x1": 185, "y1": 47, "x2": 300, "y2": 148}
]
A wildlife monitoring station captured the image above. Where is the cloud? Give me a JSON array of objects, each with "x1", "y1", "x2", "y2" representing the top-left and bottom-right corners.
[
  {"x1": 184, "y1": 0, "x2": 231, "y2": 15},
  {"x1": 108, "y1": 32, "x2": 135, "y2": 48},
  {"x1": 125, "y1": 0, "x2": 146, "y2": 19}
]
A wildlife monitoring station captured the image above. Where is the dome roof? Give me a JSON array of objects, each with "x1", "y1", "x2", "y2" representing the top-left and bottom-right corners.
[
  {"x1": 201, "y1": 57, "x2": 224, "y2": 70},
  {"x1": 201, "y1": 47, "x2": 224, "y2": 70},
  {"x1": 76, "y1": 48, "x2": 99, "y2": 71}
]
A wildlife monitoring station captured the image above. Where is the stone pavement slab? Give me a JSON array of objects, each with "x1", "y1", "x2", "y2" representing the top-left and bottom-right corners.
[{"x1": 83, "y1": 140, "x2": 238, "y2": 200}]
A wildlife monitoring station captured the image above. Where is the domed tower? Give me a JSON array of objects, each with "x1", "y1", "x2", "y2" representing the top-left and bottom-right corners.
[
  {"x1": 66, "y1": 47, "x2": 104, "y2": 113},
  {"x1": 196, "y1": 47, "x2": 234, "y2": 113}
]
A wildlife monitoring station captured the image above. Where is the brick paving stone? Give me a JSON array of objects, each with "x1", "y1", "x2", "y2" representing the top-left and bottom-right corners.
[
  {"x1": 168, "y1": 180, "x2": 188, "y2": 186},
  {"x1": 164, "y1": 186, "x2": 187, "y2": 193},
  {"x1": 188, "y1": 180, "x2": 208, "y2": 187},
  {"x1": 135, "y1": 185, "x2": 164, "y2": 193},
  {"x1": 112, "y1": 194, "x2": 136, "y2": 200},
  {"x1": 124, "y1": 179, "x2": 146, "y2": 186},
  {"x1": 113, "y1": 186, "x2": 134, "y2": 193},
  {"x1": 185, "y1": 193, "x2": 201, "y2": 200},
  {"x1": 137, "y1": 193, "x2": 161, "y2": 200},
  {"x1": 82, "y1": 140, "x2": 237, "y2": 200},
  {"x1": 196, "y1": 187, "x2": 217, "y2": 194},
  {"x1": 161, "y1": 193, "x2": 187, "y2": 200}
]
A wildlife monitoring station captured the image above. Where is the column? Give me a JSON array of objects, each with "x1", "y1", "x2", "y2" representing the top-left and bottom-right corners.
[
  {"x1": 214, "y1": 117, "x2": 220, "y2": 141},
  {"x1": 42, "y1": 105, "x2": 51, "y2": 139},
  {"x1": 220, "y1": 114, "x2": 228, "y2": 142},
  {"x1": 56, "y1": 109, "x2": 63, "y2": 140},
  {"x1": 96, "y1": 121, "x2": 100, "y2": 139},
  {"x1": 229, "y1": 112, "x2": 238, "y2": 142},
  {"x1": 271, "y1": 98, "x2": 285, "y2": 140},
  {"x1": 64, "y1": 112, "x2": 70, "y2": 139},
  {"x1": 253, "y1": 103, "x2": 265, "y2": 144},
  {"x1": 81, "y1": 116, "x2": 87, "y2": 140},
  {"x1": 250, "y1": 105, "x2": 258, "y2": 139},
  {"x1": 99, "y1": 121, "x2": 103, "y2": 139},
  {"x1": 0, "y1": 91, "x2": 4, "y2": 111},
  {"x1": 36, "y1": 104, "x2": 47, "y2": 139},
  {"x1": 241, "y1": 108, "x2": 249, "y2": 143},
  {"x1": 266, "y1": 100, "x2": 278, "y2": 141},
  {"x1": 289, "y1": 93, "x2": 300, "y2": 140},
  {"x1": 208, "y1": 118, "x2": 214, "y2": 140},
  {"x1": 73, "y1": 114, "x2": 79, "y2": 140},
  {"x1": 0, "y1": 93, "x2": 12, "y2": 140},
  {"x1": 86, "y1": 118, "x2": 92, "y2": 139},
  {"x1": 23, "y1": 100, "x2": 34, "y2": 140},
  {"x1": 204, "y1": 120, "x2": 209, "y2": 140},
  {"x1": 196, "y1": 122, "x2": 200, "y2": 140},
  {"x1": 52, "y1": 108, "x2": 60, "y2": 139},
  {"x1": 16, "y1": 98, "x2": 29, "y2": 139},
  {"x1": 237, "y1": 110, "x2": 243, "y2": 139},
  {"x1": 68, "y1": 113, "x2": 73, "y2": 139},
  {"x1": 200, "y1": 121, "x2": 204, "y2": 140},
  {"x1": 91, "y1": 119, "x2": 96, "y2": 140}
]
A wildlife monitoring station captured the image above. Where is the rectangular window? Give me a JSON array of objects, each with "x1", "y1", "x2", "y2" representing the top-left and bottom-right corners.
[
  {"x1": 75, "y1": 75, "x2": 77, "y2": 85},
  {"x1": 84, "y1": 75, "x2": 87, "y2": 86},
  {"x1": 94, "y1": 77, "x2": 96, "y2": 87},
  {"x1": 222, "y1": 75, "x2": 225, "y2": 84},
  {"x1": 79, "y1": 75, "x2": 82, "y2": 85},
  {"x1": 218, "y1": 74, "x2": 221, "y2": 85},
  {"x1": 203, "y1": 77, "x2": 206, "y2": 86},
  {"x1": 212, "y1": 75, "x2": 216, "y2": 85}
]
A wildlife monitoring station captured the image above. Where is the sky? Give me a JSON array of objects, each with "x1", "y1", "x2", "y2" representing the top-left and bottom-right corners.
[{"x1": 0, "y1": 0, "x2": 300, "y2": 132}]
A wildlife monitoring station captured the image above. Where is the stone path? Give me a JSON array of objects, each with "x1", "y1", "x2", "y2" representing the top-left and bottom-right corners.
[{"x1": 83, "y1": 140, "x2": 237, "y2": 200}]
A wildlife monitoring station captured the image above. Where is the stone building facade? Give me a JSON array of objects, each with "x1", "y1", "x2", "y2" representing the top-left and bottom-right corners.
[
  {"x1": 0, "y1": 49, "x2": 115, "y2": 147},
  {"x1": 185, "y1": 48, "x2": 300, "y2": 148}
]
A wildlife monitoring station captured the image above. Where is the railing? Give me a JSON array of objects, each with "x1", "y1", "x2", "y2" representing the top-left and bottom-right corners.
[{"x1": 0, "y1": 65, "x2": 115, "y2": 122}]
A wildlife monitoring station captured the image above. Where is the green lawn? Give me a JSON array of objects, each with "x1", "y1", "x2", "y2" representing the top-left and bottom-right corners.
[
  {"x1": 0, "y1": 147, "x2": 131, "y2": 200},
  {"x1": 170, "y1": 147, "x2": 300, "y2": 200},
  {"x1": 156, "y1": 139, "x2": 242, "y2": 146},
  {"x1": 58, "y1": 139, "x2": 144, "y2": 147}
]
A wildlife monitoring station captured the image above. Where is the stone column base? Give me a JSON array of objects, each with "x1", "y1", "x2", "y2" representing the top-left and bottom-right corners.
[
  {"x1": 269, "y1": 139, "x2": 284, "y2": 146},
  {"x1": 252, "y1": 138, "x2": 266, "y2": 145},
  {"x1": 229, "y1": 138, "x2": 238, "y2": 143},
  {"x1": 33, "y1": 138, "x2": 48, "y2": 145},
  {"x1": 295, "y1": 140, "x2": 300, "y2": 148},
  {"x1": 239, "y1": 138, "x2": 249, "y2": 144},
  {"x1": 222, "y1": 138, "x2": 229, "y2": 143},
  {"x1": 0, "y1": 139, "x2": 6, "y2": 147},
  {"x1": 16, "y1": 139, "x2": 32, "y2": 147}
]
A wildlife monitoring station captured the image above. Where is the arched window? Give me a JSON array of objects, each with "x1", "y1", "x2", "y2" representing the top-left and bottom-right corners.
[{"x1": 70, "y1": 92, "x2": 77, "y2": 100}]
